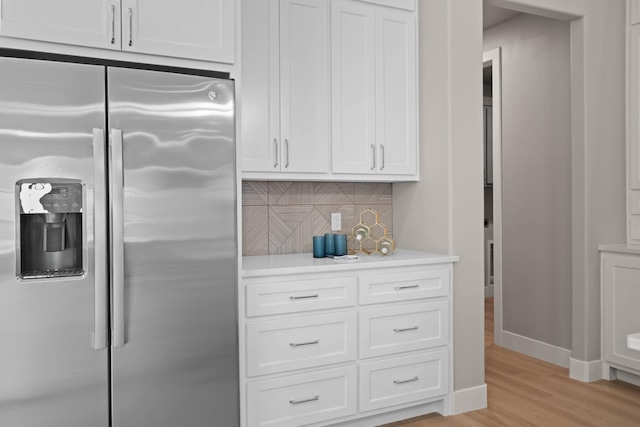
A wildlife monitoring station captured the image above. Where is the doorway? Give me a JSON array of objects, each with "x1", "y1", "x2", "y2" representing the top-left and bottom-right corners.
[{"x1": 482, "y1": 8, "x2": 573, "y2": 363}]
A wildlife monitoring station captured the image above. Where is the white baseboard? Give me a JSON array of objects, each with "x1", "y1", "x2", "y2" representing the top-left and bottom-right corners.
[
  {"x1": 452, "y1": 384, "x2": 487, "y2": 415},
  {"x1": 484, "y1": 284, "x2": 494, "y2": 298},
  {"x1": 501, "y1": 331, "x2": 571, "y2": 368},
  {"x1": 569, "y1": 358, "x2": 602, "y2": 382}
]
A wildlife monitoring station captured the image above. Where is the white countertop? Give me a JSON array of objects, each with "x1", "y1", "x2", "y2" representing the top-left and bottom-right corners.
[
  {"x1": 242, "y1": 249, "x2": 459, "y2": 278},
  {"x1": 599, "y1": 244, "x2": 640, "y2": 255}
]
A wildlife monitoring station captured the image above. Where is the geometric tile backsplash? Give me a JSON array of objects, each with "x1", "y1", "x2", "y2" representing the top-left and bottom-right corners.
[{"x1": 242, "y1": 181, "x2": 393, "y2": 256}]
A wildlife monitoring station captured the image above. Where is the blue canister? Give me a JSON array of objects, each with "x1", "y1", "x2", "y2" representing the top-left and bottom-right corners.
[
  {"x1": 324, "y1": 233, "x2": 336, "y2": 257},
  {"x1": 335, "y1": 234, "x2": 348, "y2": 256},
  {"x1": 312, "y1": 235, "x2": 326, "y2": 258}
]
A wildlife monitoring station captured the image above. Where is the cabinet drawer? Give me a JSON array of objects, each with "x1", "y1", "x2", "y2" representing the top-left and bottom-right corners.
[
  {"x1": 360, "y1": 301, "x2": 449, "y2": 359},
  {"x1": 246, "y1": 277, "x2": 356, "y2": 317},
  {"x1": 359, "y1": 350, "x2": 449, "y2": 412},
  {"x1": 359, "y1": 269, "x2": 449, "y2": 305},
  {"x1": 247, "y1": 312, "x2": 357, "y2": 376},
  {"x1": 247, "y1": 365, "x2": 357, "y2": 427}
]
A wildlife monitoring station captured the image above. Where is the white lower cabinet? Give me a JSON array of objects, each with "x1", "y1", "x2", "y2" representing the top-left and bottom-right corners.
[
  {"x1": 601, "y1": 249, "x2": 640, "y2": 378},
  {"x1": 247, "y1": 312, "x2": 357, "y2": 376},
  {"x1": 359, "y1": 301, "x2": 449, "y2": 359},
  {"x1": 241, "y1": 252, "x2": 455, "y2": 426},
  {"x1": 247, "y1": 365, "x2": 357, "y2": 427},
  {"x1": 359, "y1": 350, "x2": 449, "y2": 412}
]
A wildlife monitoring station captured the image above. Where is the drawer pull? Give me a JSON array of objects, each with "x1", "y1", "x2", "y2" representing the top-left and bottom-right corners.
[
  {"x1": 289, "y1": 395, "x2": 320, "y2": 405},
  {"x1": 393, "y1": 325, "x2": 419, "y2": 333},
  {"x1": 395, "y1": 284, "x2": 420, "y2": 291},
  {"x1": 289, "y1": 339, "x2": 320, "y2": 347},
  {"x1": 289, "y1": 294, "x2": 320, "y2": 300},
  {"x1": 394, "y1": 376, "x2": 419, "y2": 385}
]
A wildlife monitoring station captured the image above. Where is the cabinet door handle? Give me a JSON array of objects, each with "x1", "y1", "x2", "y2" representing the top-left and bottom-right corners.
[
  {"x1": 128, "y1": 7, "x2": 133, "y2": 47},
  {"x1": 394, "y1": 284, "x2": 420, "y2": 291},
  {"x1": 394, "y1": 376, "x2": 419, "y2": 385},
  {"x1": 273, "y1": 138, "x2": 279, "y2": 168},
  {"x1": 284, "y1": 139, "x2": 290, "y2": 168},
  {"x1": 289, "y1": 339, "x2": 319, "y2": 347},
  {"x1": 393, "y1": 325, "x2": 419, "y2": 333},
  {"x1": 380, "y1": 144, "x2": 385, "y2": 170},
  {"x1": 371, "y1": 144, "x2": 376, "y2": 170},
  {"x1": 289, "y1": 395, "x2": 319, "y2": 405},
  {"x1": 289, "y1": 294, "x2": 319, "y2": 300},
  {"x1": 110, "y1": 4, "x2": 116, "y2": 44}
]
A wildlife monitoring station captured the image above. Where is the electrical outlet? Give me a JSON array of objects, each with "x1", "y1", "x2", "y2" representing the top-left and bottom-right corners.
[{"x1": 331, "y1": 212, "x2": 342, "y2": 231}]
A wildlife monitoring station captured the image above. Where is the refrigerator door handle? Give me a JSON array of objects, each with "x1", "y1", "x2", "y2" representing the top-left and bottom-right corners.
[
  {"x1": 110, "y1": 128, "x2": 126, "y2": 348},
  {"x1": 93, "y1": 128, "x2": 108, "y2": 350}
]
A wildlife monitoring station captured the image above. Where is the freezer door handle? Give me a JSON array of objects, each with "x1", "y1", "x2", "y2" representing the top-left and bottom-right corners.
[
  {"x1": 93, "y1": 128, "x2": 109, "y2": 350},
  {"x1": 110, "y1": 128, "x2": 126, "y2": 348}
]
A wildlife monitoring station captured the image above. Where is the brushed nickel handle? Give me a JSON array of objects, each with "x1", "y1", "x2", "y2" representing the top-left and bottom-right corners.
[
  {"x1": 273, "y1": 138, "x2": 279, "y2": 168},
  {"x1": 371, "y1": 144, "x2": 376, "y2": 170},
  {"x1": 394, "y1": 284, "x2": 420, "y2": 290},
  {"x1": 284, "y1": 139, "x2": 290, "y2": 168},
  {"x1": 289, "y1": 395, "x2": 319, "y2": 405},
  {"x1": 380, "y1": 144, "x2": 385, "y2": 170},
  {"x1": 128, "y1": 8, "x2": 133, "y2": 47},
  {"x1": 393, "y1": 325, "x2": 419, "y2": 333},
  {"x1": 289, "y1": 339, "x2": 319, "y2": 347},
  {"x1": 110, "y1": 129, "x2": 125, "y2": 348},
  {"x1": 394, "y1": 376, "x2": 419, "y2": 385},
  {"x1": 93, "y1": 128, "x2": 108, "y2": 350},
  {"x1": 110, "y1": 4, "x2": 116, "y2": 44},
  {"x1": 289, "y1": 294, "x2": 319, "y2": 300}
]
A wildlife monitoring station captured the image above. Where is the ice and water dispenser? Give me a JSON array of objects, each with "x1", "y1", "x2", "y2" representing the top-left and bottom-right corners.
[{"x1": 17, "y1": 179, "x2": 84, "y2": 279}]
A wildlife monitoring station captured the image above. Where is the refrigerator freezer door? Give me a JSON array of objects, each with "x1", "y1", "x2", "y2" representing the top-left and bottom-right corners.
[
  {"x1": 0, "y1": 57, "x2": 109, "y2": 426},
  {"x1": 107, "y1": 68, "x2": 239, "y2": 426}
]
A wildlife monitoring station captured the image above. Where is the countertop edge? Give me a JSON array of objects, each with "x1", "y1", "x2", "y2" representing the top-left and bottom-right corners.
[
  {"x1": 242, "y1": 250, "x2": 459, "y2": 278},
  {"x1": 599, "y1": 243, "x2": 640, "y2": 255}
]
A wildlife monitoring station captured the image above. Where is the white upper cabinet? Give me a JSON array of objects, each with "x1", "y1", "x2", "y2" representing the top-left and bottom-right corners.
[
  {"x1": 330, "y1": 1, "x2": 376, "y2": 174},
  {"x1": 0, "y1": 0, "x2": 121, "y2": 50},
  {"x1": 121, "y1": 0, "x2": 234, "y2": 63},
  {"x1": 241, "y1": 0, "x2": 330, "y2": 176},
  {"x1": 355, "y1": 0, "x2": 416, "y2": 11},
  {"x1": 279, "y1": 0, "x2": 330, "y2": 173},
  {"x1": 0, "y1": 0, "x2": 235, "y2": 63},
  {"x1": 331, "y1": 0, "x2": 417, "y2": 177}
]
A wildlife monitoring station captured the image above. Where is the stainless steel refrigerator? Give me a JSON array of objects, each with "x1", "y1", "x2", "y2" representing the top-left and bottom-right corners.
[{"x1": 0, "y1": 53, "x2": 239, "y2": 426}]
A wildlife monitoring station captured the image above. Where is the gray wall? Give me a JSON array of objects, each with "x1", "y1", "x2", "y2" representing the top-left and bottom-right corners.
[
  {"x1": 394, "y1": 0, "x2": 485, "y2": 395},
  {"x1": 484, "y1": 14, "x2": 573, "y2": 350},
  {"x1": 394, "y1": 0, "x2": 625, "y2": 402}
]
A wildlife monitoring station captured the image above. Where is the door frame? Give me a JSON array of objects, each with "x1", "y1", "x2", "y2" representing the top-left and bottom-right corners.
[{"x1": 483, "y1": 47, "x2": 503, "y2": 346}]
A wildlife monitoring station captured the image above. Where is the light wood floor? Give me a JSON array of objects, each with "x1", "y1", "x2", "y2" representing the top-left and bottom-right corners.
[{"x1": 381, "y1": 298, "x2": 640, "y2": 427}]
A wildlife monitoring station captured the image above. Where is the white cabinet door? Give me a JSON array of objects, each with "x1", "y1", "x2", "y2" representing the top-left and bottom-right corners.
[
  {"x1": 279, "y1": 0, "x2": 330, "y2": 173},
  {"x1": 121, "y1": 0, "x2": 234, "y2": 63},
  {"x1": 241, "y1": 0, "x2": 329, "y2": 175},
  {"x1": 331, "y1": 0, "x2": 417, "y2": 177},
  {"x1": 331, "y1": 0, "x2": 376, "y2": 174},
  {"x1": 602, "y1": 253, "x2": 640, "y2": 372},
  {"x1": 240, "y1": 0, "x2": 280, "y2": 172},
  {"x1": 375, "y1": 6, "x2": 417, "y2": 175},
  {"x1": 0, "y1": 0, "x2": 121, "y2": 50},
  {"x1": 629, "y1": 25, "x2": 640, "y2": 244}
]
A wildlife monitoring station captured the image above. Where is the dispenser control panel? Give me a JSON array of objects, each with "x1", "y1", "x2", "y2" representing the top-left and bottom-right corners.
[{"x1": 19, "y1": 182, "x2": 82, "y2": 215}]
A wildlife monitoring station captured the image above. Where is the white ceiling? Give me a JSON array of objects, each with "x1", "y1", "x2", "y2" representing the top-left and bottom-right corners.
[{"x1": 483, "y1": 1, "x2": 522, "y2": 30}]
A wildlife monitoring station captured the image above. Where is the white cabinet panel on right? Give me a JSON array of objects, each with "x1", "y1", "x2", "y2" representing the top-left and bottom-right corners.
[
  {"x1": 601, "y1": 250, "x2": 640, "y2": 377},
  {"x1": 331, "y1": 0, "x2": 417, "y2": 178}
]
